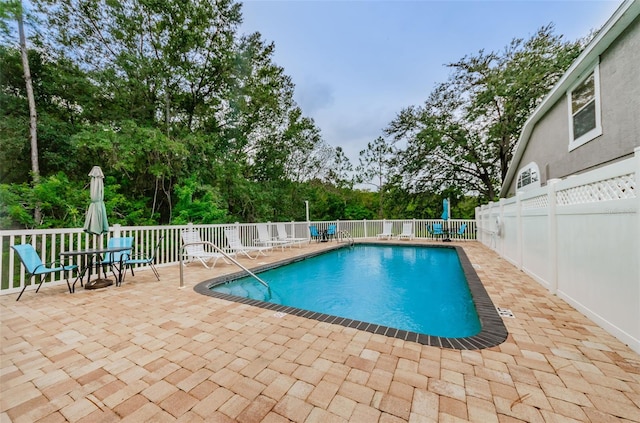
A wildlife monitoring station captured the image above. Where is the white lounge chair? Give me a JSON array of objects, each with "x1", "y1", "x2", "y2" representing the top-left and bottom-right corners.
[
  {"x1": 397, "y1": 223, "x2": 414, "y2": 240},
  {"x1": 254, "y1": 223, "x2": 290, "y2": 251},
  {"x1": 224, "y1": 227, "x2": 270, "y2": 259},
  {"x1": 377, "y1": 221, "x2": 394, "y2": 240},
  {"x1": 276, "y1": 223, "x2": 308, "y2": 247},
  {"x1": 181, "y1": 229, "x2": 230, "y2": 268}
]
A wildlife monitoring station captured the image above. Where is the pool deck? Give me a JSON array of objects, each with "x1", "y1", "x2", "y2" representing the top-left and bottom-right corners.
[{"x1": 1, "y1": 240, "x2": 639, "y2": 422}]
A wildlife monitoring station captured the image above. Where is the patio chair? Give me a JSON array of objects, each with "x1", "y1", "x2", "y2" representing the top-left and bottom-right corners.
[
  {"x1": 428, "y1": 223, "x2": 445, "y2": 239},
  {"x1": 455, "y1": 223, "x2": 467, "y2": 239},
  {"x1": 276, "y1": 223, "x2": 308, "y2": 247},
  {"x1": 11, "y1": 244, "x2": 79, "y2": 301},
  {"x1": 254, "y1": 223, "x2": 289, "y2": 251},
  {"x1": 309, "y1": 225, "x2": 321, "y2": 242},
  {"x1": 181, "y1": 229, "x2": 230, "y2": 269},
  {"x1": 224, "y1": 227, "x2": 270, "y2": 259},
  {"x1": 377, "y1": 221, "x2": 394, "y2": 240},
  {"x1": 101, "y1": 237, "x2": 134, "y2": 285},
  {"x1": 123, "y1": 236, "x2": 163, "y2": 281},
  {"x1": 326, "y1": 224, "x2": 337, "y2": 241},
  {"x1": 397, "y1": 223, "x2": 414, "y2": 240}
]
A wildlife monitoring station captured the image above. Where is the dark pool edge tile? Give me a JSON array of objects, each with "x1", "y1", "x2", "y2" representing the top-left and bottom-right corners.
[{"x1": 194, "y1": 242, "x2": 508, "y2": 350}]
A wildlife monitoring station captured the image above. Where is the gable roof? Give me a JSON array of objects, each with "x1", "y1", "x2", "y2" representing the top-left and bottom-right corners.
[{"x1": 500, "y1": 0, "x2": 640, "y2": 198}]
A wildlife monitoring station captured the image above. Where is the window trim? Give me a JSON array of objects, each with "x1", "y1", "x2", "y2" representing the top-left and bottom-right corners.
[
  {"x1": 516, "y1": 162, "x2": 541, "y2": 192},
  {"x1": 567, "y1": 60, "x2": 602, "y2": 151}
]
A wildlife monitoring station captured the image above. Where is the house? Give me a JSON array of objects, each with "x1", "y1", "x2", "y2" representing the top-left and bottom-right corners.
[{"x1": 501, "y1": 0, "x2": 640, "y2": 197}]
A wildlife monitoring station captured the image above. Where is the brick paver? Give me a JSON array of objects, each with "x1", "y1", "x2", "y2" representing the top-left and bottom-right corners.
[{"x1": 2, "y1": 241, "x2": 639, "y2": 422}]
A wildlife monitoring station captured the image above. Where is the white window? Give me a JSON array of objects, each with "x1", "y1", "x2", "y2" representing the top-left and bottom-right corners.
[
  {"x1": 567, "y1": 61, "x2": 602, "y2": 151},
  {"x1": 516, "y1": 162, "x2": 541, "y2": 192}
]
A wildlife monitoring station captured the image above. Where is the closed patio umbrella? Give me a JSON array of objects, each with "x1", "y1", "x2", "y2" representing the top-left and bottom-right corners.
[
  {"x1": 441, "y1": 198, "x2": 451, "y2": 242},
  {"x1": 84, "y1": 166, "x2": 109, "y2": 235},
  {"x1": 83, "y1": 166, "x2": 112, "y2": 289}
]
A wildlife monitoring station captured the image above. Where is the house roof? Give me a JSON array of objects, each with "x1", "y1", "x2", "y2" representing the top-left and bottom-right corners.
[{"x1": 500, "y1": 0, "x2": 640, "y2": 198}]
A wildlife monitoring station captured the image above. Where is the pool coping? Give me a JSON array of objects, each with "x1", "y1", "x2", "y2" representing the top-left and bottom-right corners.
[{"x1": 194, "y1": 242, "x2": 508, "y2": 350}]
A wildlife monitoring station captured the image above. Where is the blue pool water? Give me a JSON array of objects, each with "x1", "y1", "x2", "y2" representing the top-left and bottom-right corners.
[{"x1": 210, "y1": 245, "x2": 481, "y2": 338}]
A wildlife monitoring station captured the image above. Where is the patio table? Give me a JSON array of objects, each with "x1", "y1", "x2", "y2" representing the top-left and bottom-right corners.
[{"x1": 61, "y1": 246, "x2": 130, "y2": 291}]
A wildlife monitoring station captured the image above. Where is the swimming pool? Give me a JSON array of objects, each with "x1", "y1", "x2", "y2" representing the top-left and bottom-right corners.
[{"x1": 195, "y1": 243, "x2": 508, "y2": 350}]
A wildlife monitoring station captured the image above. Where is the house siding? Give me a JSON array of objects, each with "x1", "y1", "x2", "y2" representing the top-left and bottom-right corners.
[{"x1": 506, "y1": 15, "x2": 640, "y2": 196}]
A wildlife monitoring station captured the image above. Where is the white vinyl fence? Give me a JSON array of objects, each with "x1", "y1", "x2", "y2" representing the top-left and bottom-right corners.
[
  {"x1": 0, "y1": 218, "x2": 476, "y2": 298},
  {"x1": 476, "y1": 147, "x2": 640, "y2": 354}
]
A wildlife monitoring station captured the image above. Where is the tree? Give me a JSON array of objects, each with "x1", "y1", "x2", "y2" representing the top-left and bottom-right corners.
[
  {"x1": 356, "y1": 136, "x2": 394, "y2": 218},
  {"x1": 387, "y1": 24, "x2": 583, "y2": 201},
  {"x1": 1, "y1": 0, "x2": 41, "y2": 222},
  {"x1": 325, "y1": 146, "x2": 354, "y2": 189}
]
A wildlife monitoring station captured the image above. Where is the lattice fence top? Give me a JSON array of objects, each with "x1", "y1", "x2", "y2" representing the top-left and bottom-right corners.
[
  {"x1": 522, "y1": 194, "x2": 549, "y2": 210},
  {"x1": 557, "y1": 173, "x2": 636, "y2": 206}
]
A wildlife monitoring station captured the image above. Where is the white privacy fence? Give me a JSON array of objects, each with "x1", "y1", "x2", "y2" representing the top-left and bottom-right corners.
[
  {"x1": 476, "y1": 147, "x2": 640, "y2": 354},
  {"x1": 0, "y1": 218, "x2": 476, "y2": 297}
]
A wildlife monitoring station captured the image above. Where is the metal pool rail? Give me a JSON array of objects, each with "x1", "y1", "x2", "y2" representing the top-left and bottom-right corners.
[{"x1": 179, "y1": 240, "x2": 269, "y2": 289}]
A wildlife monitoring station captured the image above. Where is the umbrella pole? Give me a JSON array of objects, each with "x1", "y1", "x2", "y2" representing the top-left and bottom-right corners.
[{"x1": 444, "y1": 197, "x2": 452, "y2": 242}]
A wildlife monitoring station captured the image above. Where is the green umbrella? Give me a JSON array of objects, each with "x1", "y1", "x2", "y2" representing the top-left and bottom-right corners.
[{"x1": 83, "y1": 166, "x2": 109, "y2": 235}]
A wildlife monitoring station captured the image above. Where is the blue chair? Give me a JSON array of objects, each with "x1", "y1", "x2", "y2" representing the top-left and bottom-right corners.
[
  {"x1": 456, "y1": 223, "x2": 467, "y2": 239},
  {"x1": 309, "y1": 225, "x2": 321, "y2": 242},
  {"x1": 428, "y1": 223, "x2": 445, "y2": 239},
  {"x1": 101, "y1": 237, "x2": 134, "y2": 285},
  {"x1": 124, "y1": 236, "x2": 163, "y2": 281},
  {"x1": 11, "y1": 244, "x2": 78, "y2": 301},
  {"x1": 326, "y1": 224, "x2": 336, "y2": 241}
]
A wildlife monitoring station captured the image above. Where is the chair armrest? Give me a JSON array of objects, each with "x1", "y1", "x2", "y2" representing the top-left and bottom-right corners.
[
  {"x1": 45, "y1": 259, "x2": 76, "y2": 269},
  {"x1": 36, "y1": 260, "x2": 78, "y2": 273}
]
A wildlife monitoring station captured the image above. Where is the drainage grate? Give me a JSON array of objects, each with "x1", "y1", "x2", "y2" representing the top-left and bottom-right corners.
[{"x1": 496, "y1": 307, "x2": 515, "y2": 318}]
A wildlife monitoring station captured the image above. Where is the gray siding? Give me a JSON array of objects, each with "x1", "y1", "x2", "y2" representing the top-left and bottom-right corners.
[{"x1": 506, "y1": 15, "x2": 640, "y2": 196}]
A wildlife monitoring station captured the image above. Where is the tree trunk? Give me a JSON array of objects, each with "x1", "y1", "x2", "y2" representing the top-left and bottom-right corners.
[{"x1": 17, "y1": 3, "x2": 41, "y2": 224}]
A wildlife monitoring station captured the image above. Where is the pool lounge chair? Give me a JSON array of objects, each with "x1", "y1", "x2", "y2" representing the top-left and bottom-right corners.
[
  {"x1": 276, "y1": 223, "x2": 308, "y2": 247},
  {"x1": 11, "y1": 244, "x2": 79, "y2": 301},
  {"x1": 224, "y1": 228, "x2": 270, "y2": 259},
  {"x1": 254, "y1": 223, "x2": 289, "y2": 251},
  {"x1": 181, "y1": 229, "x2": 231, "y2": 269},
  {"x1": 377, "y1": 221, "x2": 394, "y2": 240},
  {"x1": 397, "y1": 223, "x2": 414, "y2": 240}
]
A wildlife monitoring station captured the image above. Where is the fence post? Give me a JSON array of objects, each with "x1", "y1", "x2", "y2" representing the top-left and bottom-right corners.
[
  {"x1": 635, "y1": 147, "x2": 640, "y2": 287},
  {"x1": 476, "y1": 206, "x2": 481, "y2": 244},
  {"x1": 363, "y1": 219, "x2": 368, "y2": 238},
  {"x1": 486, "y1": 202, "x2": 493, "y2": 248},
  {"x1": 515, "y1": 193, "x2": 523, "y2": 270},
  {"x1": 547, "y1": 179, "x2": 560, "y2": 295},
  {"x1": 113, "y1": 223, "x2": 121, "y2": 238},
  {"x1": 498, "y1": 199, "x2": 505, "y2": 255}
]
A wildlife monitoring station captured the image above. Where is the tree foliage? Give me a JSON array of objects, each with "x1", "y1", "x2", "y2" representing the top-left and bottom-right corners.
[
  {"x1": 386, "y1": 25, "x2": 583, "y2": 201},
  {"x1": 356, "y1": 136, "x2": 395, "y2": 218},
  {"x1": 1, "y1": 0, "x2": 353, "y2": 228},
  {"x1": 1, "y1": 4, "x2": 589, "y2": 228}
]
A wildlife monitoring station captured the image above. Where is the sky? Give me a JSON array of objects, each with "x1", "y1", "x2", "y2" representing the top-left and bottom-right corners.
[{"x1": 239, "y1": 0, "x2": 622, "y2": 167}]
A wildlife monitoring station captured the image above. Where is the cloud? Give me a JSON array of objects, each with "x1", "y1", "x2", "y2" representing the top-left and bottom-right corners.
[{"x1": 294, "y1": 79, "x2": 334, "y2": 114}]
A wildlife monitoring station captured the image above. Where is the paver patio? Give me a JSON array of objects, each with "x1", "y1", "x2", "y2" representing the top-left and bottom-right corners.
[{"x1": 1, "y1": 241, "x2": 639, "y2": 422}]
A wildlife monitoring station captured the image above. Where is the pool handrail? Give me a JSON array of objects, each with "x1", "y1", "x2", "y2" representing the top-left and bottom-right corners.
[
  {"x1": 179, "y1": 240, "x2": 269, "y2": 289},
  {"x1": 337, "y1": 230, "x2": 355, "y2": 246}
]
